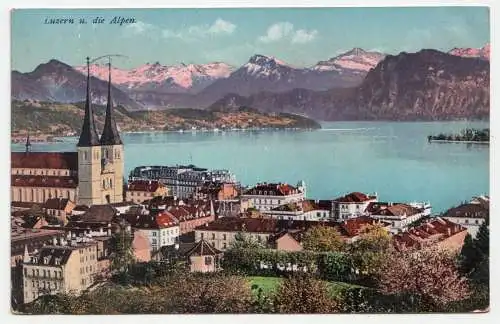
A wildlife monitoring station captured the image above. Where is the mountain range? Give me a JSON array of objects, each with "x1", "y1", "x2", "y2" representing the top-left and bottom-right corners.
[{"x1": 11, "y1": 44, "x2": 490, "y2": 120}]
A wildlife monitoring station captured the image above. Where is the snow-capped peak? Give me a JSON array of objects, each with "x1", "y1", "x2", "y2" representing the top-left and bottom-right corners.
[
  {"x1": 313, "y1": 48, "x2": 386, "y2": 72},
  {"x1": 73, "y1": 61, "x2": 234, "y2": 90},
  {"x1": 448, "y1": 43, "x2": 490, "y2": 60}
]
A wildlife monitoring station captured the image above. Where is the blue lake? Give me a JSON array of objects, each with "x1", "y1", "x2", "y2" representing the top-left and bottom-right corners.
[{"x1": 12, "y1": 121, "x2": 489, "y2": 213}]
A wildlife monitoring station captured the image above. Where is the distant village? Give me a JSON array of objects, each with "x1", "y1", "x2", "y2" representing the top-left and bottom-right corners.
[{"x1": 10, "y1": 57, "x2": 490, "y2": 310}]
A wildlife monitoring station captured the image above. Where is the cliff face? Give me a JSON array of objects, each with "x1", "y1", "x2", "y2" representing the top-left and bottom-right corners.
[
  {"x1": 211, "y1": 49, "x2": 490, "y2": 121},
  {"x1": 353, "y1": 49, "x2": 490, "y2": 120}
]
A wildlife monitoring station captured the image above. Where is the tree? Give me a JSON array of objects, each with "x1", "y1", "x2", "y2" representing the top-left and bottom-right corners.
[
  {"x1": 377, "y1": 248, "x2": 470, "y2": 311},
  {"x1": 459, "y1": 221, "x2": 489, "y2": 285},
  {"x1": 110, "y1": 220, "x2": 136, "y2": 280},
  {"x1": 349, "y1": 224, "x2": 393, "y2": 281},
  {"x1": 302, "y1": 225, "x2": 345, "y2": 252},
  {"x1": 273, "y1": 273, "x2": 338, "y2": 313},
  {"x1": 230, "y1": 232, "x2": 266, "y2": 249},
  {"x1": 164, "y1": 273, "x2": 253, "y2": 313}
]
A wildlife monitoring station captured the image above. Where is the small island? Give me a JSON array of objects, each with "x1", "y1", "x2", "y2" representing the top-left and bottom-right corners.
[{"x1": 427, "y1": 128, "x2": 489, "y2": 144}]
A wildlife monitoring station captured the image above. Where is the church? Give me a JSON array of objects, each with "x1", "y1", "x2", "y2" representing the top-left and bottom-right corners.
[{"x1": 11, "y1": 57, "x2": 125, "y2": 206}]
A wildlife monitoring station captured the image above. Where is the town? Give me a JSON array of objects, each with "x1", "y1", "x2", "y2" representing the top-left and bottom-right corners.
[{"x1": 10, "y1": 57, "x2": 489, "y2": 314}]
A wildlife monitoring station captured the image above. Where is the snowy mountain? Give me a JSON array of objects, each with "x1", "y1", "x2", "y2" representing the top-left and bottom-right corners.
[
  {"x1": 448, "y1": 43, "x2": 490, "y2": 61},
  {"x1": 313, "y1": 48, "x2": 386, "y2": 73},
  {"x1": 74, "y1": 61, "x2": 234, "y2": 94},
  {"x1": 12, "y1": 59, "x2": 144, "y2": 110}
]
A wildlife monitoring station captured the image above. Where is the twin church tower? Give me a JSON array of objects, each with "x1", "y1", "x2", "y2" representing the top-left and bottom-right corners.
[{"x1": 77, "y1": 57, "x2": 124, "y2": 205}]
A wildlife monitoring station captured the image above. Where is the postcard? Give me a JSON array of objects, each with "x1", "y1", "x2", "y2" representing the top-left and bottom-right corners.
[{"x1": 10, "y1": 6, "x2": 490, "y2": 315}]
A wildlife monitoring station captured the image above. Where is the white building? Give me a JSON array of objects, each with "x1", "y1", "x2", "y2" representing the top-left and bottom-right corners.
[
  {"x1": 124, "y1": 211, "x2": 180, "y2": 252},
  {"x1": 261, "y1": 199, "x2": 333, "y2": 221},
  {"x1": 366, "y1": 202, "x2": 428, "y2": 234},
  {"x1": 441, "y1": 200, "x2": 489, "y2": 238},
  {"x1": 241, "y1": 182, "x2": 306, "y2": 212},
  {"x1": 332, "y1": 192, "x2": 378, "y2": 220}
]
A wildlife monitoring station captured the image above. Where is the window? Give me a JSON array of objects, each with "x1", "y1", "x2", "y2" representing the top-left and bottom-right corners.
[
  {"x1": 24, "y1": 268, "x2": 27, "y2": 276},
  {"x1": 223, "y1": 243, "x2": 227, "y2": 249},
  {"x1": 36, "y1": 269, "x2": 39, "y2": 276},
  {"x1": 32, "y1": 280, "x2": 35, "y2": 287},
  {"x1": 43, "y1": 270, "x2": 46, "y2": 277},
  {"x1": 153, "y1": 232, "x2": 157, "y2": 237},
  {"x1": 204, "y1": 256, "x2": 212, "y2": 265},
  {"x1": 200, "y1": 233, "x2": 204, "y2": 239},
  {"x1": 223, "y1": 234, "x2": 226, "y2": 240},
  {"x1": 465, "y1": 219, "x2": 469, "y2": 224},
  {"x1": 32, "y1": 269, "x2": 35, "y2": 276},
  {"x1": 212, "y1": 233, "x2": 215, "y2": 240},
  {"x1": 475, "y1": 220, "x2": 479, "y2": 225}
]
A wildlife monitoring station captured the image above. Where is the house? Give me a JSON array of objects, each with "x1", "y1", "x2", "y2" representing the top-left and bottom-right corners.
[
  {"x1": 43, "y1": 198, "x2": 75, "y2": 224},
  {"x1": 194, "y1": 217, "x2": 336, "y2": 251},
  {"x1": 194, "y1": 182, "x2": 239, "y2": 201},
  {"x1": 185, "y1": 239, "x2": 223, "y2": 273},
  {"x1": 366, "y1": 202, "x2": 427, "y2": 234},
  {"x1": 441, "y1": 201, "x2": 489, "y2": 238},
  {"x1": 336, "y1": 216, "x2": 392, "y2": 243},
  {"x1": 123, "y1": 211, "x2": 180, "y2": 252},
  {"x1": 168, "y1": 201, "x2": 215, "y2": 235},
  {"x1": 268, "y1": 230, "x2": 304, "y2": 251},
  {"x1": 22, "y1": 236, "x2": 101, "y2": 304},
  {"x1": 126, "y1": 180, "x2": 170, "y2": 204},
  {"x1": 262, "y1": 199, "x2": 333, "y2": 221},
  {"x1": 332, "y1": 192, "x2": 378, "y2": 220},
  {"x1": 241, "y1": 181, "x2": 306, "y2": 211},
  {"x1": 151, "y1": 242, "x2": 196, "y2": 263},
  {"x1": 393, "y1": 218, "x2": 468, "y2": 252}
]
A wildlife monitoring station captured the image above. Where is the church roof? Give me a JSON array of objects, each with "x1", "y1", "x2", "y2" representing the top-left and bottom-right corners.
[
  {"x1": 11, "y1": 152, "x2": 78, "y2": 170},
  {"x1": 100, "y1": 62, "x2": 122, "y2": 146},
  {"x1": 11, "y1": 175, "x2": 78, "y2": 188},
  {"x1": 77, "y1": 57, "x2": 100, "y2": 147}
]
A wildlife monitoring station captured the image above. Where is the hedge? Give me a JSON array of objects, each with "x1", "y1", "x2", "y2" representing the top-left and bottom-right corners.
[{"x1": 221, "y1": 248, "x2": 355, "y2": 282}]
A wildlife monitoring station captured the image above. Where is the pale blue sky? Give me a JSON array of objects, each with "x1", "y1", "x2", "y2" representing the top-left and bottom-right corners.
[{"x1": 11, "y1": 7, "x2": 490, "y2": 72}]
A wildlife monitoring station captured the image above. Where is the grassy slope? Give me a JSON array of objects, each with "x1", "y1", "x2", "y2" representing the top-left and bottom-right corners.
[
  {"x1": 11, "y1": 100, "x2": 321, "y2": 136},
  {"x1": 248, "y1": 276, "x2": 363, "y2": 298}
]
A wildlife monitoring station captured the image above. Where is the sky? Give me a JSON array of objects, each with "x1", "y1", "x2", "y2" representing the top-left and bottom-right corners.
[{"x1": 11, "y1": 7, "x2": 490, "y2": 72}]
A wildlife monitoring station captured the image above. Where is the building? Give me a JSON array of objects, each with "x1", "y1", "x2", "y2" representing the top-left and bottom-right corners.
[
  {"x1": 194, "y1": 217, "x2": 336, "y2": 251},
  {"x1": 241, "y1": 182, "x2": 306, "y2": 212},
  {"x1": 185, "y1": 239, "x2": 223, "y2": 273},
  {"x1": 11, "y1": 57, "x2": 124, "y2": 206},
  {"x1": 43, "y1": 198, "x2": 76, "y2": 224},
  {"x1": 123, "y1": 211, "x2": 180, "y2": 252},
  {"x1": 167, "y1": 201, "x2": 215, "y2": 235},
  {"x1": 442, "y1": 201, "x2": 489, "y2": 238},
  {"x1": 22, "y1": 236, "x2": 101, "y2": 304},
  {"x1": 193, "y1": 182, "x2": 239, "y2": 201},
  {"x1": 262, "y1": 199, "x2": 333, "y2": 221},
  {"x1": 11, "y1": 227, "x2": 65, "y2": 268},
  {"x1": 366, "y1": 202, "x2": 427, "y2": 234},
  {"x1": 129, "y1": 165, "x2": 237, "y2": 199},
  {"x1": 126, "y1": 180, "x2": 170, "y2": 204},
  {"x1": 332, "y1": 192, "x2": 378, "y2": 220},
  {"x1": 393, "y1": 218, "x2": 468, "y2": 252}
]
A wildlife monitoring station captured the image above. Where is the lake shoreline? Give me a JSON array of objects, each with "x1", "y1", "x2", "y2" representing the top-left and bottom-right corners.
[{"x1": 429, "y1": 139, "x2": 489, "y2": 144}]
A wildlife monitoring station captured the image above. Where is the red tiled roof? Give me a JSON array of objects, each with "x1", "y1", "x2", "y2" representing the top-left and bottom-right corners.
[
  {"x1": 44, "y1": 198, "x2": 72, "y2": 210},
  {"x1": 127, "y1": 180, "x2": 163, "y2": 192},
  {"x1": 11, "y1": 152, "x2": 78, "y2": 170},
  {"x1": 393, "y1": 218, "x2": 467, "y2": 250},
  {"x1": 442, "y1": 203, "x2": 489, "y2": 219},
  {"x1": 243, "y1": 183, "x2": 300, "y2": 196},
  {"x1": 196, "y1": 217, "x2": 335, "y2": 233},
  {"x1": 334, "y1": 192, "x2": 375, "y2": 203},
  {"x1": 366, "y1": 202, "x2": 422, "y2": 217},
  {"x1": 11, "y1": 175, "x2": 78, "y2": 188},
  {"x1": 338, "y1": 216, "x2": 391, "y2": 237},
  {"x1": 124, "y1": 211, "x2": 179, "y2": 229}
]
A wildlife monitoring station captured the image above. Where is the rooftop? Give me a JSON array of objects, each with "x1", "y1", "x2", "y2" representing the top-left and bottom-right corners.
[
  {"x1": 11, "y1": 152, "x2": 78, "y2": 170},
  {"x1": 11, "y1": 175, "x2": 78, "y2": 188},
  {"x1": 333, "y1": 192, "x2": 377, "y2": 203}
]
